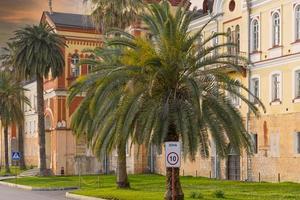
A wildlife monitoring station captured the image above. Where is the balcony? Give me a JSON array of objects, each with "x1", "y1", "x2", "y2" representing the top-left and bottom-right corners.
[{"x1": 203, "y1": 51, "x2": 247, "y2": 76}]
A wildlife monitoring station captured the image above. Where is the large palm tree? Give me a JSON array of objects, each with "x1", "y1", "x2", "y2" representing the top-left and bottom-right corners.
[
  {"x1": 84, "y1": 0, "x2": 143, "y2": 30},
  {"x1": 12, "y1": 24, "x2": 66, "y2": 175},
  {"x1": 74, "y1": 0, "x2": 143, "y2": 188},
  {"x1": 68, "y1": 46, "x2": 132, "y2": 187},
  {"x1": 0, "y1": 72, "x2": 29, "y2": 173},
  {"x1": 70, "y1": 1, "x2": 264, "y2": 199},
  {"x1": 0, "y1": 42, "x2": 26, "y2": 170}
]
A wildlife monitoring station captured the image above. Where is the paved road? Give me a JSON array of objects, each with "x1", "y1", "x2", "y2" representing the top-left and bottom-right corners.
[{"x1": 0, "y1": 184, "x2": 68, "y2": 200}]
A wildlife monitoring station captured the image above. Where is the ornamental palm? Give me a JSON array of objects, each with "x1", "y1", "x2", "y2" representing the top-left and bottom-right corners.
[
  {"x1": 12, "y1": 24, "x2": 66, "y2": 175},
  {"x1": 78, "y1": 0, "x2": 144, "y2": 188},
  {"x1": 70, "y1": 1, "x2": 264, "y2": 198},
  {"x1": 84, "y1": 0, "x2": 144, "y2": 30},
  {"x1": 0, "y1": 72, "x2": 29, "y2": 173},
  {"x1": 0, "y1": 42, "x2": 26, "y2": 169},
  {"x1": 68, "y1": 46, "x2": 132, "y2": 188}
]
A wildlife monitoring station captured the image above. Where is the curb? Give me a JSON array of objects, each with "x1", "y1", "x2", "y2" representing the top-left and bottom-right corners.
[
  {"x1": 0, "y1": 180, "x2": 78, "y2": 191},
  {"x1": 66, "y1": 192, "x2": 107, "y2": 200}
]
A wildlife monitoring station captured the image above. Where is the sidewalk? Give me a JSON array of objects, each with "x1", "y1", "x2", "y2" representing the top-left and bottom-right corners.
[{"x1": 0, "y1": 176, "x2": 16, "y2": 181}]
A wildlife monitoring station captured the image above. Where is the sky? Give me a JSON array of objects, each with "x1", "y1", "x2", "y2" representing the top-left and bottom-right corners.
[{"x1": 0, "y1": 0, "x2": 202, "y2": 50}]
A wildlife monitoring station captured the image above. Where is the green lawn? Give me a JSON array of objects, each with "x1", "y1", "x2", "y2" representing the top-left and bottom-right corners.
[
  {"x1": 4, "y1": 174, "x2": 300, "y2": 200},
  {"x1": 0, "y1": 166, "x2": 26, "y2": 176}
]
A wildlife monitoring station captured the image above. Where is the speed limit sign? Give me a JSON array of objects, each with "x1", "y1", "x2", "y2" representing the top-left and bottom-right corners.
[{"x1": 165, "y1": 142, "x2": 181, "y2": 168}]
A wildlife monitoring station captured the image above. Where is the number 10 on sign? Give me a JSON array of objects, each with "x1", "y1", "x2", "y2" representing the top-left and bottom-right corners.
[{"x1": 165, "y1": 142, "x2": 181, "y2": 168}]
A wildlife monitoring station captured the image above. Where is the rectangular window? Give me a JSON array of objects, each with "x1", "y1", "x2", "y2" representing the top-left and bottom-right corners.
[
  {"x1": 71, "y1": 66, "x2": 80, "y2": 77},
  {"x1": 230, "y1": 84, "x2": 240, "y2": 107},
  {"x1": 88, "y1": 65, "x2": 94, "y2": 74},
  {"x1": 251, "y1": 78, "x2": 259, "y2": 103},
  {"x1": 251, "y1": 133, "x2": 258, "y2": 154},
  {"x1": 296, "y1": 6, "x2": 300, "y2": 40},
  {"x1": 295, "y1": 70, "x2": 300, "y2": 98},
  {"x1": 272, "y1": 74, "x2": 280, "y2": 101}
]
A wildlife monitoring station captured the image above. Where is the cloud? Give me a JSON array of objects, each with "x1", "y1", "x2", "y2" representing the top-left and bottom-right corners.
[
  {"x1": 0, "y1": 0, "x2": 85, "y2": 48},
  {"x1": 0, "y1": 0, "x2": 200, "y2": 49}
]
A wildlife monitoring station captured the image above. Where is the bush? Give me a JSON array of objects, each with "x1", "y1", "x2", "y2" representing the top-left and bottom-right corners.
[
  {"x1": 213, "y1": 190, "x2": 225, "y2": 198},
  {"x1": 190, "y1": 191, "x2": 203, "y2": 199},
  {"x1": 283, "y1": 194, "x2": 296, "y2": 199}
]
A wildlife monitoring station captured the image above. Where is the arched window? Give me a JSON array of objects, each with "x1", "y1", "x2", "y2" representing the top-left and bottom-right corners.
[
  {"x1": 227, "y1": 28, "x2": 233, "y2": 54},
  {"x1": 87, "y1": 54, "x2": 95, "y2": 74},
  {"x1": 203, "y1": 0, "x2": 209, "y2": 13},
  {"x1": 252, "y1": 19, "x2": 259, "y2": 51},
  {"x1": 45, "y1": 115, "x2": 52, "y2": 130},
  {"x1": 272, "y1": 12, "x2": 280, "y2": 46},
  {"x1": 295, "y1": 5, "x2": 300, "y2": 40},
  {"x1": 203, "y1": 0, "x2": 214, "y2": 14},
  {"x1": 212, "y1": 31, "x2": 218, "y2": 56},
  {"x1": 235, "y1": 25, "x2": 240, "y2": 53},
  {"x1": 71, "y1": 53, "x2": 80, "y2": 77}
]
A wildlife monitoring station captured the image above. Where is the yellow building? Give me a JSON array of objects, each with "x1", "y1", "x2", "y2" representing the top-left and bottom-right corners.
[{"x1": 152, "y1": 0, "x2": 300, "y2": 183}]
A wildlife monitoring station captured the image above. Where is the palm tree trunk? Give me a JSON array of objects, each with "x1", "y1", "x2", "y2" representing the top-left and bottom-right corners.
[
  {"x1": 4, "y1": 126, "x2": 10, "y2": 174},
  {"x1": 116, "y1": 143, "x2": 130, "y2": 188},
  {"x1": 18, "y1": 125, "x2": 26, "y2": 170},
  {"x1": 36, "y1": 75, "x2": 47, "y2": 176},
  {"x1": 164, "y1": 124, "x2": 184, "y2": 200}
]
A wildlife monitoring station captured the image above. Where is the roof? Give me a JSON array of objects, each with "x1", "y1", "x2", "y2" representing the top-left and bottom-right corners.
[
  {"x1": 44, "y1": 11, "x2": 95, "y2": 30},
  {"x1": 191, "y1": 9, "x2": 207, "y2": 20}
]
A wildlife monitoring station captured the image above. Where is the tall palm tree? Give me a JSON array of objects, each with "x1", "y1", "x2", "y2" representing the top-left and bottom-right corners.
[
  {"x1": 70, "y1": 1, "x2": 264, "y2": 199},
  {"x1": 12, "y1": 24, "x2": 66, "y2": 175},
  {"x1": 0, "y1": 42, "x2": 26, "y2": 170},
  {"x1": 0, "y1": 72, "x2": 29, "y2": 173},
  {"x1": 75, "y1": 0, "x2": 143, "y2": 188},
  {"x1": 68, "y1": 46, "x2": 132, "y2": 187}
]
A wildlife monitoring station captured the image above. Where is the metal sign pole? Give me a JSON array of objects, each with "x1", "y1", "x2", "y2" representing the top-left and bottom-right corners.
[{"x1": 15, "y1": 161, "x2": 18, "y2": 185}]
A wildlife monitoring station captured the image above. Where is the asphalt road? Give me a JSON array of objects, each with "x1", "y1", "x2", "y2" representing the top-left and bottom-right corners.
[{"x1": 0, "y1": 185, "x2": 67, "y2": 200}]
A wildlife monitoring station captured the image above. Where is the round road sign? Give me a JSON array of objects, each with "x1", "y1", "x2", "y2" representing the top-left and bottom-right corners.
[{"x1": 167, "y1": 152, "x2": 179, "y2": 166}]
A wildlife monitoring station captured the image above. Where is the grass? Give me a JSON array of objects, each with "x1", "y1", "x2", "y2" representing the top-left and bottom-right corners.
[
  {"x1": 0, "y1": 166, "x2": 26, "y2": 176},
  {"x1": 4, "y1": 174, "x2": 300, "y2": 200}
]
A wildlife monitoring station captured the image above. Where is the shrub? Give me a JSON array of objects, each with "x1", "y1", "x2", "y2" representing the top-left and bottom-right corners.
[
  {"x1": 190, "y1": 191, "x2": 204, "y2": 199},
  {"x1": 213, "y1": 190, "x2": 225, "y2": 198}
]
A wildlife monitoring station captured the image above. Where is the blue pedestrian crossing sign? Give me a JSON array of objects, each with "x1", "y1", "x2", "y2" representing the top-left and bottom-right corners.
[{"x1": 12, "y1": 152, "x2": 21, "y2": 161}]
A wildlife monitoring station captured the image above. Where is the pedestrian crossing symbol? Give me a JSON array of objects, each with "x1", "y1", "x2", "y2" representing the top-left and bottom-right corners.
[{"x1": 12, "y1": 152, "x2": 21, "y2": 161}]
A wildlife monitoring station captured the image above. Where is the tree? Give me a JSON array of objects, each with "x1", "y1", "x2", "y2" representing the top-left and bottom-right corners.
[
  {"x1": 12, "y1": 24, "x2": 66, "y2": 175},
  {"x1": 84, "y1": 0, "x2": 143, "y2": 30},
  {"x1": 68, "y1": 46, "x2": 131, "y2": 188},
  {"x1": 92, "y1": 1, "x2": 263, "y2": 199},
  {"x1": 0, "y1": 42, "x2": 26, "y2": 169},
  {"x1": 0, "y1": 72, "x2": 29, "y2": 173},
  {"x1": 72, "y1": 0, "x2": 143, "y2": 188}
]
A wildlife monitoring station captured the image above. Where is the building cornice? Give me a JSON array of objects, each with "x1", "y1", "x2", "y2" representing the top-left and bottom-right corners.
[
  {"x1": 252, "y1": 52, "x2": 300, "y2": 69},
  {"x1": 44, "y1": 88, "x2": 86, "y2": 99}
]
